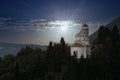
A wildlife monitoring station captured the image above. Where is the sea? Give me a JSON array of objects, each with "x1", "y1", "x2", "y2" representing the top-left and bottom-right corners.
[{"x1": 0, "y1": 42, "x2": 47, "y2": 57}]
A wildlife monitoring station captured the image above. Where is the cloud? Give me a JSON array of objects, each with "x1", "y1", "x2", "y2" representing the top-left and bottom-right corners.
[
  {"x1": 0, "y1": 17, "x2": 101, "y2": 32},
  {"x1": 0, "y1": 18, "x2": 45, "y2": 31},
  {"x1": 0, "y1": 18, "x2": 82, "y2": 32},
  {"x1": 47, "y1": 20, "x2": 81, "y2": 27},
  {"x1": 0, "y1": 17, "x2": 11, "y2": 22}
]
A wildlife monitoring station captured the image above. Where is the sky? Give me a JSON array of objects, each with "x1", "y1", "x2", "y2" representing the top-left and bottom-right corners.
[{"x1": 0, "y1": 0, "x2": 120, "y2": 45}]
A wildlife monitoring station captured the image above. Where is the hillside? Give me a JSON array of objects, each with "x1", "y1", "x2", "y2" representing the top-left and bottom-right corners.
[{"x1": 90, "y1": 16, "x2": 120, "y2": 43}]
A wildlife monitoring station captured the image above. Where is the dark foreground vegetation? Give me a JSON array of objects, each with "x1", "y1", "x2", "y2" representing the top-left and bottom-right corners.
[{"x1": 0, "y1": 25, "x2": 120, "y2": 80}]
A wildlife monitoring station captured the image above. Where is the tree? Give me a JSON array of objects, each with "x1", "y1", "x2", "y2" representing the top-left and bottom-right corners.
[
  {"x1": 111, "y1": 25, "x2": 120, "y2": 45},
  {"x1": 15, "y1": 62, "x2": 20, "y2": 80},
  {"x1": 97, "y1": 25, "x2": 111, "y2": 45},
  {"x1": 60, "y1": 37, "x2": 65, "y2": 47}
]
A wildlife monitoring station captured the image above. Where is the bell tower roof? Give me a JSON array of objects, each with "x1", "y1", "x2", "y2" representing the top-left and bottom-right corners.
[
  {"x1": 82, "y1": 23, "x2": 88, "y2": 27},
  {"x1": 81, "y1": 23, "x2": 89, "y2": 30}
]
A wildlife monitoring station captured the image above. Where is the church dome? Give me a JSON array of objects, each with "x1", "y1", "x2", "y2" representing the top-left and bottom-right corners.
[
  {"x1": 83, "y1": 23, "x2": 88, "y2": 27},
  {"x1": 81, "y1": 23, "x2": 89, "y2": 30}
]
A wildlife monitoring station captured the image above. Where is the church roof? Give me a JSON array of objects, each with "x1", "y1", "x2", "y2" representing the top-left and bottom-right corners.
[
  {"x1": 75, "y1": 31, "x2": 87, "y2": 37},
  {"x1": 71, "y1": 42, "x2": 84, "y2": 47},
  {"x1": 71, "y1": 41, "x2": 91, "y2": 47}
]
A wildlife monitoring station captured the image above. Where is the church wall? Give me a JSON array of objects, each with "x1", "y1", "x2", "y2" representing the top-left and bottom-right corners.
[
  {"x1": 76, "y1": 37, "x2": 80, "y2": 41},
  {"x1": 81, "y1": 37, "x2": 84, "y2": 41},
  {"x1": 71, "y1": 46, "x2": 86, "y2": 58},
  {"x1": 76, "y1": 37, "x2": 85, "y2": 41}
]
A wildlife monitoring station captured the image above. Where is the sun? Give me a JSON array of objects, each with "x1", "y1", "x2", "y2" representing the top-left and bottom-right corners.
[
  {"x1": 60, "y1": 26, "x2": 68, "y2": 32},
  {"x1": 49, "y1": 20, "x2": 75, "y2": 32},
  {"x1": 59, "y1": 21, "x2": 70, "y2": 32},
  {"x1": 55, "y1": 20, "x2": 71, "y2": 32}
]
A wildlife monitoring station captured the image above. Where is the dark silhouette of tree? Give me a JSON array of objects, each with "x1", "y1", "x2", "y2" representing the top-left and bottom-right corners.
[
  {"x1": 15, "y1": 62, "x2": 20, "y2": 80},
  {"x1": 97, "y1": 25, "x2": 111, "y2": 45},
  {"x1": 60, "y1": 37, "x2": 65, "y2": 47},
  {"x1": 111, "y1": 25, "x2": 120, "y2": 45}
]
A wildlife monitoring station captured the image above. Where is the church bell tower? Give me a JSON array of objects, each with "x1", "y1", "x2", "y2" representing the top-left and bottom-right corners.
[{"x1": 75, "y1": 23, "x2": 89, "y2": 44}]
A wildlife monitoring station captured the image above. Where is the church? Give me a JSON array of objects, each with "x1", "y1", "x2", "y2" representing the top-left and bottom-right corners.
[{"x1": 71, "y1": 23, "x2": 91, "y2": 58}]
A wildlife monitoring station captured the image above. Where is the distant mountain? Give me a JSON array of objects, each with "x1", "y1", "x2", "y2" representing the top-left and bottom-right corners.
[
  {"x1": 0, "y1": 42, "x2": 47, "y2": 57},
  {"x1": 90, "y1": 17, "x2": 120, "y2": 43}
]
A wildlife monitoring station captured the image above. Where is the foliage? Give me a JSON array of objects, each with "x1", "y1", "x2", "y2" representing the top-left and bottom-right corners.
[{"x1": 0, "y1": 25, "x2": 120, "y2": 80}]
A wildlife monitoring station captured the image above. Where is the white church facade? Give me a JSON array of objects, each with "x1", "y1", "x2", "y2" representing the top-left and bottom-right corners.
[{"x1": 71, "y1": 23, "x2": 91, "y2": 58}]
